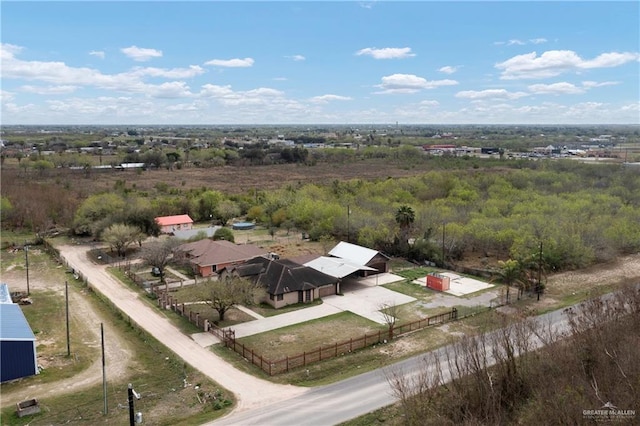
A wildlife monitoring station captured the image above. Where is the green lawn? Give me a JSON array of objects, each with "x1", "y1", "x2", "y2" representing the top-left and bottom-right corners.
[{"x1": 238, "y1": 312, "x2": 384, "y2": 360}]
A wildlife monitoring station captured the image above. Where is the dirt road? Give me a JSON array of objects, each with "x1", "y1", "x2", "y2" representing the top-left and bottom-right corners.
[
  {"x1": 55, "y1": 244, "x2": 306, "y2": 412},
  {"x1": 1, "y1": 270, "x2": 133, "y2": 406}
]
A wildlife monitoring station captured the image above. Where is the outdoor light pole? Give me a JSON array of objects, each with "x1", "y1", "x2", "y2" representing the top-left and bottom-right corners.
[{"x1": 24, "y1": 243, "x2": 30, "y2": 296}]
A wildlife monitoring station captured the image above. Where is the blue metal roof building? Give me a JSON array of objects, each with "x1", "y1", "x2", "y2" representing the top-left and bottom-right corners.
[{"x1": 0, "y1": 283, "x2": 38, "y2": 382}]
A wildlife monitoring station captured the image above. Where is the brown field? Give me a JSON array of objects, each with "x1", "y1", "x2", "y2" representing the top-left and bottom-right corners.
[{"x1": 1, "y1": 159, "x2": 427, "y2": 196}]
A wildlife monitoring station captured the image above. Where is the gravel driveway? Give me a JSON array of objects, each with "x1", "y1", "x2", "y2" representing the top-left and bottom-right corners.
[{"x1": 56, "y1": 244, "x2": 306, "y2": 412}]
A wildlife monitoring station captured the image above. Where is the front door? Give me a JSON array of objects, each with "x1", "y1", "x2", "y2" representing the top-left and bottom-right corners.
[
  {"x1": 298, "y1": 291, "x2": 303, "y2": 303},
  {"x1": 305, "y1": 289, "x2": 312, "y2": 302}
]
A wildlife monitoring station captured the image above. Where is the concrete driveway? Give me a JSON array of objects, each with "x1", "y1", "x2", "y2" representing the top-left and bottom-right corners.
[
  {"x1": 324, "y1": 274, "x2": 415, "y2": 324},
  {"x1": 228, "y1": 273, "x2": 413, "y2": 338}
]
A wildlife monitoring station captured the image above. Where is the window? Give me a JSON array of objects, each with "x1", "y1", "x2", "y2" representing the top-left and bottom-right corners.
[
  {"x1": 277, "y1": 294, "x2": 284, "y2": 301},
  {"x1": 269, "y1": 294, "x2": 274, "y2": 301}
]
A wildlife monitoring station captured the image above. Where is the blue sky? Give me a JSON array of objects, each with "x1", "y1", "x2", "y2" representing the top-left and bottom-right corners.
[{"x1": 1, "y1": 1, "x2": 639, "y2": 125}]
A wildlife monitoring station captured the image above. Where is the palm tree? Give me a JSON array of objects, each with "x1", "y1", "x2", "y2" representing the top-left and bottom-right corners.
[
  {"x1": 395, "y1": 205, "x2": 415, "y2": 251},
  {"x1": 395, "y1": 205, "x2": 415, "y2": 232},
  {"x1": 495, "y1": 259, "x2": 524, "y2": 303}
]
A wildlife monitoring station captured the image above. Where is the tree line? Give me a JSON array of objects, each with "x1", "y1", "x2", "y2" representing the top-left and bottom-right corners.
[{"x1": 2, "y1": 159, "x2": 638, "y2": 273}]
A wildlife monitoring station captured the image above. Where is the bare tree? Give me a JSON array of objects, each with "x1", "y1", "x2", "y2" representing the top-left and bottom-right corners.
[
  {"x1": 379, "y1": 301, "x2": 402, "y2": 341},
  {"x1": 139, "y1": 238, "x2": 181, "y2": 283},
  {"x1": 200, "y1": 276, "x2": 264, "y2": 322}
]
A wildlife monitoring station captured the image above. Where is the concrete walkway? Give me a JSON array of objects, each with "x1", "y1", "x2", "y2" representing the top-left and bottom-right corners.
[
  {"x1": 229, "y1": 303, "x2": 343, "y2": 338},
  {"x1": 236, "y1": 304, "x2": 265, "y2": 320}
]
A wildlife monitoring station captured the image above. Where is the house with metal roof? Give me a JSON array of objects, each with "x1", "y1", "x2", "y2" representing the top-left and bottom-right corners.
[
  {"x1": 327, "y1": 241, "x2": 390, "y2": 274},
  {"x1": 155, "y1": 214, "x2": 194, "y2": 234},
  {"x1": 0, "y1": 284, "x2": 38, "y2": 382},
  {"x1": 302, "y1": 241, "x2": 390, "y2": 281}
]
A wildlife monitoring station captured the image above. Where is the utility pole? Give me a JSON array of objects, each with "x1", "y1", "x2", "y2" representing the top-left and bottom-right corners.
[
  {"x1": 441, "y1": 222, "x2": 446, "y2": 267},
  {"x1": 128, "y1": 383, "x2": 135, "y2": 426},
  {"x1": 65, "y1": 281, "x2": 70, "y2": 356},
  {"x1": 537, "y1": 241, "x2": 543, "y2": 301},
  {"x1": 24, "y1": 243, "x2": 30, "y2": 296},
  {"x1": 127, "y1": 383, "x2": 141, "y2": 424},
  {"x1": 347, "y1": 205, "x2": 351, "y2": 243},
  {"x1": 102, "y1": 323, "x2": 107, "y2": 415}
]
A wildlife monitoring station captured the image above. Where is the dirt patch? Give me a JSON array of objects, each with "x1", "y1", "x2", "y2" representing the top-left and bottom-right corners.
[
  {"x1": 0, "y1": 256, "x2": 133, "y2": 406},
  {"x1": 280, "y1": 334, "x2": 297, "y2": 343},
  {"x1": 3, "y1": 161, "x2": 427, "y2": 196},
  {"x1": 547, "y1": 253, "x2": 640, "y2": 294}
]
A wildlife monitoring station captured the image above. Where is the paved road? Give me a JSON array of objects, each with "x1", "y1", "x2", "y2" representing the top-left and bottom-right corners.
[
  {"x1": 57, "y1": 244, "x2": 306, "y2": 412},
  {"x1": 209, "y1": 308, "x2": 571, "y2": 426},
  {"x1": 58, "y1": 243, "x2": 630, "y2": 426}
]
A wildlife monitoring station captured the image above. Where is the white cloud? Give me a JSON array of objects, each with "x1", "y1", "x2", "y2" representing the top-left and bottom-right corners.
[
  {"x1": 0, "y1": 90, "x2": 15, "y2": 103},
  {"x1": 356, "y1": 47, "x2": 415, "y2": 59},
  {"x1": 166, "y1": 101, "x2": 208, "y2": 112},
  {"x1": 199, "y1": 84, "x2": 286, "y2": 106},
  {"x1": 528, "y1": 82, "x2": 585, "y2": 95},
  {"x1": 1, "y1": 45, "x2": 206, "y2": 98},
  {"x1": 21, "y1": 85, "x2": 79, "y2": 95},
  {"x1": 455, "y1": 89, "x2": 529, "y2": 100},
  {"x1": 358, "y1": 1, "x2": 377, "y2": 9},
  {"x1": 581, "y1": 80, "x2": 619, "y2": 88},
  {"x1": 287, "y1": 55, "x2": 305, "y2": 61},
  {"x1": 89, "y1": 50, "x2": 105, "y2": 59},
  {"x1": 0, "y1": 43, "x2": 23, "y2": 60},
  {"x1": 121, "y1": 46, "x2": 162, "y2": 62},
  {"x1": 375, "y1": 73, "x2": 458, "y2": 94},
  {"x1": 621, "y1": 102, "x2": 639, "y2": 112},
  {"x1": 494, "y1": 38, "x2": 548, "y2": 46},
  {"x1": 496, "y1": 50, "x2": 640, "y2": 79},
  {"x1": 419, "y1": 100, "x2": 440, "y2": 107},
  {"x1": 581, "y1": 52, "x2": 640, "y2": 68},
  {"x1": 439, "y1": 66, "x2": 458, "y2": 74},
  {"x1": 129, "y1": 65, "x2": 205, "y2": 79},
  {"x1": 205, "y1": 57, "x2": 254, "y2": 67},
  {"x1": 147, "y1": 81, "x2": 193, "y2": 99},
  {"x1": 309, "y1": 94, "x2": 352, "y2": 103}
]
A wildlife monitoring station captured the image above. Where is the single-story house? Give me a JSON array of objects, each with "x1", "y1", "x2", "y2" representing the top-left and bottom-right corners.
[
  {"x1": 155, "y1": 214, "x2": 194, "y2": 234},
  {"x1": 221, "y1": 257, "x2": 338, "y2": 309},
  {"x1": 0, "y1": 284, "x2": 38, "y2": 382},
  {"x1": 174, "y1": 239, "x2": 268, "y2": 277}
]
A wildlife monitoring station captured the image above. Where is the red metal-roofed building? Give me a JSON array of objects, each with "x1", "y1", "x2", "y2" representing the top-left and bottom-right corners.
[{"x1": 155, "y1": 214, "x2": 194, "y2": 234}]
